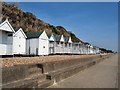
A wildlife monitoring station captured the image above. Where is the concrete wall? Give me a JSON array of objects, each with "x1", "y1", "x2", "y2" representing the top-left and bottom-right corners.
[
  {"x1": 41, "y1": 55, "x2": 104, "y2": 73},
  {"x1": 2, "y1": 64, "x2": 43, "y2": 88},
  {"x1": 2, "y1": 54, "x2": 112, "y2": 88}
]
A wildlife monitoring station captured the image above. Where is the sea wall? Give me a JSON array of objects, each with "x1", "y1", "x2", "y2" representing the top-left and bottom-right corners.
[{"x1": 1, "y1": 54, "x2": 113, "y2": 89}]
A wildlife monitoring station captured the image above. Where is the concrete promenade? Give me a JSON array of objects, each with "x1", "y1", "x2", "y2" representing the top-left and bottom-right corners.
[{"x1": 49, "y1": 54, "x2": 118, "y2": 88}]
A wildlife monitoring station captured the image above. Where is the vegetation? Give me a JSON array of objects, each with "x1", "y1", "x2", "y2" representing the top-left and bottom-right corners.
[
  {"x1": 2, "y1": 2, "x2": 81, "y2": 42},
  {"x1": 49, "y1": 24, "x2": 59, "y2": 35},
  {"x1": 99, "y1": 48, "x2": 114, "y2": 53},
  {"x1": 69, "y1": 31, "x2": 82, "y2": 42}
]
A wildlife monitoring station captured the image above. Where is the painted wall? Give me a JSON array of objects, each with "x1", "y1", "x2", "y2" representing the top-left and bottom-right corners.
[
  {"x1": 7, "y1": 36, "x2": 13, "y2": 55},
  {"x1": 0, "y1": 30, "x2": 13, "y2": 55},
  {"x1": 54, "y1": 42, "x2": 64, "y2": 54},
  {"x1": 26, "y1": 38, "x2": 39, "y2": 55},
  {"x1": 0, "y1": 30, "x2": 2, "y2": 44},
  {"x1": 90, "y1": 47, "x2": 94, "y2": 54},
  {"x1": 39, "y1": 39, "x2": 49, "y2": 55},
  {"x1": 54, "y1": 42, "x2": 74, "y2": 54},
  {"x1": 49, "y1": 41, "x2": 55, "y2": 54},
  {"x1": 64, "y1": 43, "x2": 72, "y2": 54},
  {"x1": 39, "y1": 31, "x2": 49, "y2": 55},
  {"x1": 0, "y1": 30, "x2": 7, "y2": 55},
  {"x1": 0, "y1": 44, "x2": 7, "y2": 55},
  {"x1": 72, "y1": 44, "x2": 81, "y2": 54}
]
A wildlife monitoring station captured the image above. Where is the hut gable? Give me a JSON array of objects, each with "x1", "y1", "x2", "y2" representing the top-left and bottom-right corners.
[
  {"x1": 14, "y1": 28, "x2": 27, "y2": 38},
  {"x1": 55, "y1": 34, "x2": 65, "y2": 42},
  {"x1": 68, "y1": 37, "x2": 72, "y2": 43},
  {"x1": 0, "y1": 19, "x2": 15, "y2": 33},
  {"x1": 48, "y1": 34, "x2": 55, "y2": 41},
  {"x1": 65, "y1": 37, "x2": 72, "y2": 43},
  {"x1": 39, "y1": 31, "x2": 48, "y2": 40},
  {"x1": 60, "y1": 35, "x2": 64, "y2": 42}
]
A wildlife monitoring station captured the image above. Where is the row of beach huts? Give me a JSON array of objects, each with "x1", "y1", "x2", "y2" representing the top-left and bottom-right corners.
[{"x1": 0, "y1": 19, "x2": 101, "y2": 56}]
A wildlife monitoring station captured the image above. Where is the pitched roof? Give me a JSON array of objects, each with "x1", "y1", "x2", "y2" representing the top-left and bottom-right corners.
[
  {"x1": 73, "y1": 42, "x2": 82, "y2": 45},
  {"x1": 47, "y1": 33, "x2": 56, "y2": 41},
  {"x1": 93, "y1": 46, "x2": 99, "y2": 49},
  {"x1": 64, "y1": 37, "x2": 69, "y2": 43},
  {"x1": 26, "y1": 32, "x2": 42, "y2": 39},
  {"x1": 54, "y1": 35, "x2": 61, "y2": 42},
  {"x1": 84, "y1": 42, "x2": 89, "y2": 44},
  {"x1": 47, "y1": 33, "x2": 52, "y2": 39}
]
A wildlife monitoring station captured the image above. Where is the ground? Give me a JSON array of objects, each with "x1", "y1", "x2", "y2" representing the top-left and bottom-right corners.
[
  {"x1": 49, "y1": 54, "x2": 118, "y2": 88},
  {"x1": 1, "y1": 54, "x2": 108, "y2": 68}
]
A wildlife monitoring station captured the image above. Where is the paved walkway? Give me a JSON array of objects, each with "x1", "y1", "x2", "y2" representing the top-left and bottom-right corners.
[{"x1": 49, "y1": 54, "x2": 118, "y2": 88}]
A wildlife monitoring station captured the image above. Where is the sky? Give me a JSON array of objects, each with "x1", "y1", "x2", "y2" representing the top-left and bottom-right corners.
[{"x1": 17, "y1": 2, "x2": 118, "y2": 51}]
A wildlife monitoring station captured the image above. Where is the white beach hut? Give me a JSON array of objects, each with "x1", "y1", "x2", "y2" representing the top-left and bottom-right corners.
[
  {"x1": 13, "y1": 28, "x2": 27, "y2": 55},
  {"x1": 48, "y1": 33, "x2": 56, "y2": 54},
  {"x1": 26, "y1": 31, "x2": 49, "y2": 55},
  {"x1": 64, "y1": 37, "x2": 73, "y2": 54},
  {"x1": 0, "y1": 19, "x2": 15, "y2": 56},
  {"x1": 54, "y1": 34, "x2": 65, "y2": 54},
  {"x1": 89, "y1": 45, "x2": 94, "y2": 54},
  {"x1": 72, "y1": 42, "x2": 82, "y2": 54}
]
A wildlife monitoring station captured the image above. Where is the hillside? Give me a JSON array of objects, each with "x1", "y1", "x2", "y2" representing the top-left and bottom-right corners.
[{"x1": 2, "y1": 2, "x2": 81, "y2": 42}]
